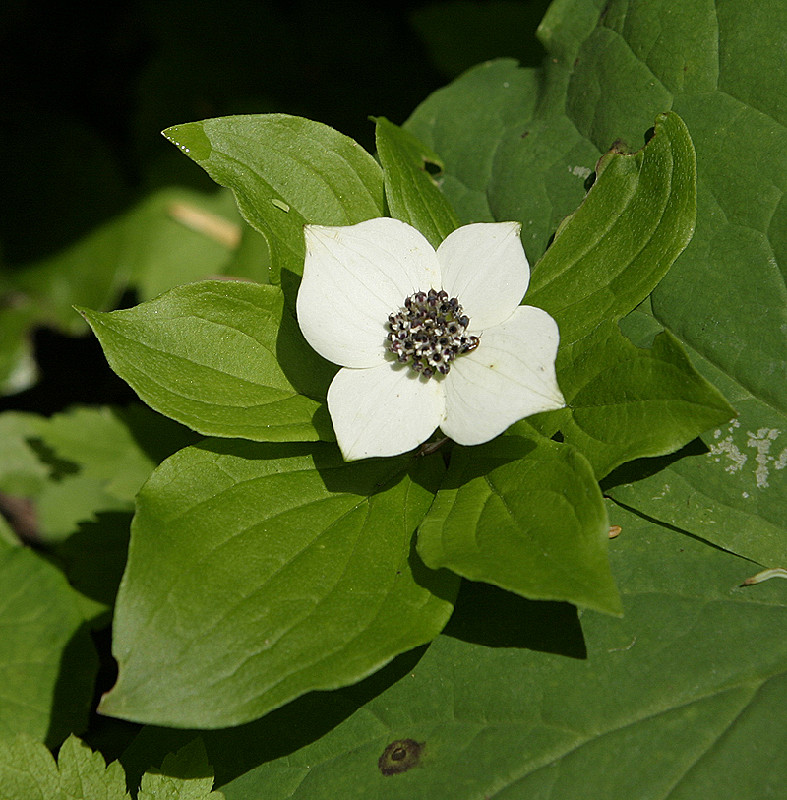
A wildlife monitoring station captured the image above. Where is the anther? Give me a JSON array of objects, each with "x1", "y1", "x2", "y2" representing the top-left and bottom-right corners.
[{"x1": 386, "y1": 289, "x2": 479, "y2": 379}]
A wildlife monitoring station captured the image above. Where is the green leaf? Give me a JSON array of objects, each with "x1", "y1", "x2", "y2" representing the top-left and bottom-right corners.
[
  {"x1": 0, "y1": 412, "x2": 50, "y2": 497},
  {"x1": 0, "y1": 547, "x2": 98, "y2": 746},
  {"x1": 405, "y1": 57, "x2": 595, "y2": 247},
  {"x1": 374, "y1": 117, "x2": 459, "y2": 247},
  {"x1": 608, "y1": 309, "x2": 787, "y2": 567},
  {"x1": 163, "y1": 115, "x2": 385, "y2": 298},
  {"x1": 123, "y1": 188, "x2": 245, "y2": 302},
  {"x1": 0, "y1": 405, "x2": 195, "y2": 613},
  {"x1": 0, "y1": 733, "x2": 131, "y2": 800},
  {"x1": 417, "y1": 428, "x2": 621, "y2": 614},
  {"x1": 0, "y1": 733, "x2": 61, "y2": 800},
  {"x1": 405, "y1": 1, "x2": 785, "y2": 568},
  {"x1": 1, "y1": 186, "x2": 244, "y2": 367},
  {"x1": 536, "y1": 321, "x2": 736, "y2": 478},
  {"x1": 213, "y1": 503, "x2": 787, "y2": 799},
  {"x1": 139, "y1": 739, "x2": 224, "y2": 800},
  {"x1": 0, "y1": 405, "x2": 195, "y2": 544},
  {"x1": 0, "y1": 302, "x2": 38, "y2": 396},
  {"x1": 7, "y1": 216, "x2": 132, "y2": 337},
  {"x1": 525, "y1": 111, "x2": 696, "y2": 346},
  {"x1": 99, "y1": 440, "x2": 457, "y2": 727},
  {"x1": 34, "y1": 406, "x2": 192, "y2": 508},
  {"x1": 0, "y1": 734, "x2": 225, "y2": 800},
  {"x1": 57, "y1": 735, "x2": 131, "y2": 800},
  {"x1": 80, "y1": 281, "x2": 336, "y2": 443}
]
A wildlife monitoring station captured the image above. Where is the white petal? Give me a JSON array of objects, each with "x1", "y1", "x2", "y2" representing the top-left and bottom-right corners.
[
  {"x1": 327, "y1": 363, "x2": 445, "y2": 460},
  {"x1": 297, "y1": 218, "x2": 441, "y2": 368},
  {"x1": 441, "y1": 305, "x2": 564, "y2": 446},
  {"x1": 437, "y1": 222, "x2": 529, "y2": 332}
]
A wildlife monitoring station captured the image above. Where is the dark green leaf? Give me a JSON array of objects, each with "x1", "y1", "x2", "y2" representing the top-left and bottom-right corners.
[
  {"x1": 609, "y1": 309, "x2": 787, "y2": 566},
  {"x1": 215, "y1": 503, "x2": 787, "y2": 799}
]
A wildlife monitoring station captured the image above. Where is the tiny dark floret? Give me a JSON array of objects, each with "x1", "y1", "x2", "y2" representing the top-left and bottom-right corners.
[{"x1": 386, "y1": 289, "x2": 479, "y2": 378}]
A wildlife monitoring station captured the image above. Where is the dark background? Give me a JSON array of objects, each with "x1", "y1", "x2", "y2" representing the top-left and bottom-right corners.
[{"x1": 0, "y1": 0, "x2": 549, "y2": 414}]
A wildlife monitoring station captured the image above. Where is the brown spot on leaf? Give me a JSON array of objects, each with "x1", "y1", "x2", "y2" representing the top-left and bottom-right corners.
[{"x1": 378, "y1": 738, "x2": 424, "y2": 776}]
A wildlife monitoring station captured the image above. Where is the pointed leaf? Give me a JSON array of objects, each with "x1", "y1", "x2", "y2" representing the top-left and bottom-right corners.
[
  {"x1": 100, "y1": 441, "x2": 457, "y2": 727},
  {"x1": 535, "y1": 321, "x2": 736, "y2": 478},
  {"x1": 374, "y1": 117, "x2": 459, "y2": 248},
  {"x1": 79, "y1": 281, "x2": 336, "y2": 443},
  {"x1": 417, "y1": 428, "x2": 620, "y2": 614},
  {"x1": 525, "y1": 111, "x2": 696, "y2": 346},
  {"x1": 163, "y1": 115, "x2": 384, "y2": 298}
]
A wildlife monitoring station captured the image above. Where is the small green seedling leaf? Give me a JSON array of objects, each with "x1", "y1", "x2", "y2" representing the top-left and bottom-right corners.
[{"x1": 139, "y1": 739, "x2": 224, "y2": 800}]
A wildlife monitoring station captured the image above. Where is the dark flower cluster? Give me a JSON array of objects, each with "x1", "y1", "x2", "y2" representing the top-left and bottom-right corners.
[{"x1": 387, "y1": 288, "x2": 479, "y2": 378}]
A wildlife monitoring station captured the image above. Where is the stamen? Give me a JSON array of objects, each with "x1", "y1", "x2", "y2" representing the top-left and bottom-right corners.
[{"x1": 386, "y1": 289, "x2": 480, "y2": 379}]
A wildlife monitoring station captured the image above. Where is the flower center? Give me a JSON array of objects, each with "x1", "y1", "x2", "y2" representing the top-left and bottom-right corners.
[{"x1": 386, "y1": 288, "x2": 479, "y2": 379}]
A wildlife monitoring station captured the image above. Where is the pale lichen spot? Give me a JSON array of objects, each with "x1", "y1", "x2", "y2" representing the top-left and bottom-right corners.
[
  {"x1": 708, "y1": 420, "x2": 747, "y2": 474},
  {"x1": 746, "y1": 427, "x2": 783, "y2": 489},
  {"x1": 568, "y1": 165, "x2": 593, "y2": 180}
]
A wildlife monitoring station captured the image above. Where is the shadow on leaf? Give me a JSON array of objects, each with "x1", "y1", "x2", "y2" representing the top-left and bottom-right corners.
[
  {"x1": 53, "y1": 510, "x2": 133, "y2": 611},
  {"x1": 600, "y1": 437, "x2": 707, "y2": 493},
  {"x1": 119, "y1": 646, "x2": 427, "y2": 789},
  {"x1": 443, "y1": 579, "x2": 587, "y2": 659}
]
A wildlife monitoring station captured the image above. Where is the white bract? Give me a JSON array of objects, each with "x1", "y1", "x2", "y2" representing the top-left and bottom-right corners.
[{"x1": 296, "y1": 217, "x2": 565, "y2": 460}]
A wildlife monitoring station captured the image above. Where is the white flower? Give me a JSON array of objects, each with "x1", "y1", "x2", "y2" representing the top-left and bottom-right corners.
[{"x1": 296, "y1": 217, "x2": 565, "y2": 460}]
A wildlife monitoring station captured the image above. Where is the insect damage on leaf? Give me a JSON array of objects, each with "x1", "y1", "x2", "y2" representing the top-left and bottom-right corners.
[{"x1": 378, "y1": 738, "x2": 424, "y2": 776}]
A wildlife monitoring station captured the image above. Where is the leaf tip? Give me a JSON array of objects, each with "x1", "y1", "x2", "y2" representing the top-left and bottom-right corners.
[
  {"x1": 161, "y1": 122, "x2": 212, "y2": 162},
  {"x1": 73, "y1": 305, "x2": 94, "y2": 324}
]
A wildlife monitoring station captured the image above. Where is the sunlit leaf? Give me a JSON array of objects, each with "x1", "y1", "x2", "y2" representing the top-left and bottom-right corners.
[{"x1": 100, "y1": 441, "x2": 457, "y2": 727}]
